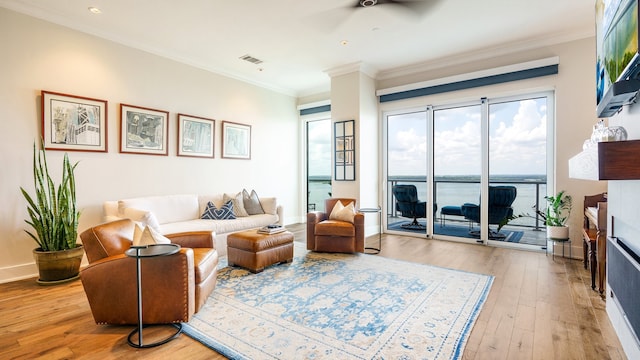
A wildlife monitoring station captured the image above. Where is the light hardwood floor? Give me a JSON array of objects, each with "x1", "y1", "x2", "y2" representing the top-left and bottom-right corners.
[{"x1": 0, "y1": 225, "x2": 627, "y2": 359}]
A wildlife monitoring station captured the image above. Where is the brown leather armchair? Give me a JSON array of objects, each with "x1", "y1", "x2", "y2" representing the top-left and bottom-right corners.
[
  {"x1": 307, "y1": 198, "x2": 365, "y2": 253},
  {"x1": 79, "y1": 219, "x2": 218, "y2": 325}
]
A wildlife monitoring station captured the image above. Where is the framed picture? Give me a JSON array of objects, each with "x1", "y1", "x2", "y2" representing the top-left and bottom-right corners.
[
  {"x1": 221, "y1": 121, "x2": 251, "y2": 159},
  {"x1": 177, "y1": 114, "x2": 215, "y2": 158},
  {"x1": 41, "y1": 91, "x2": 108, "y2": 152},
  {"x1": 120, "y1": 104, "x2": 169, "y2": 155}
]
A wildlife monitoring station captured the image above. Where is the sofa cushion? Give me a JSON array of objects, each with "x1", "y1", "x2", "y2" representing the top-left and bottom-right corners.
[
  {"x1": 259, "y1": 197, "x2": 277, "y2": 215},
  {"x1": 159, "y1": 213, "x2": 279, "y2": 235},
  {"x1": 315, "y1": 220, "x2": 356, "y2": 237},
  {"x1": 119, "y1": 194, "x2": 199, "y2": 224},
  {"x1": 243, "y1": 189, "x2": 264, "y2": 215},
  {"x1": 201, "y1": 201, "x2": 236, "y2": 220},
  {"x1": 223, "y1": 192, "x2": 248, "y2": 217}
]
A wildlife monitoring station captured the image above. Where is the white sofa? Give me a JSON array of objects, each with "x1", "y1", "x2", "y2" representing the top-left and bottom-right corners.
[{"x1": 103, "y1": 193, "x2": 283, "y2": 255}]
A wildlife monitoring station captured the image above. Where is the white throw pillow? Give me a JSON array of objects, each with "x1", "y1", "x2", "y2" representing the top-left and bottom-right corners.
[
  {"x1": 132, "y1": 224, "x2": 171, "y2": 246},
  {"x1": 329, "y1": 201, "x2": 355, "y2": 223},
  {"x1": 123, "y1": 208, "x2": 161, "y2": 232}
]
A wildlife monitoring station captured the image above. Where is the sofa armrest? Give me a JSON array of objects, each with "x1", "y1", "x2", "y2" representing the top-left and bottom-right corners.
[
  {"x1": 167, "y1": 231, "x2": 215, "y2": 249},
  {"x1": 80, "y1": 249, "x2": 195, "y2": 325},
  {"x1": 276, "y1": 205, "x2": 284, "y2": 225}
]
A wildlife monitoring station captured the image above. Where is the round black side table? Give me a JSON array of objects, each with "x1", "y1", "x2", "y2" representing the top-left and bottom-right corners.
[
  {"x1": 124, "y1": 243, "x2": 183, "y2": 348},
  {"x1": 359, "y1": 206, "x2": 382, "y2": 254}
]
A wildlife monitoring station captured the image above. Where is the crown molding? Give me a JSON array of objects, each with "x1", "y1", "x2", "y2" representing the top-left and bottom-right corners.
[{"x1": 325, "y1": 62, "x2": 378, "y2": 79}]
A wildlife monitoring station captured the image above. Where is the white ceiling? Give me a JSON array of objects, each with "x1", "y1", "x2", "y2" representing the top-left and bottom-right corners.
[{"x1": 1, "y1": 0, "x2": 595, "y2": 97}]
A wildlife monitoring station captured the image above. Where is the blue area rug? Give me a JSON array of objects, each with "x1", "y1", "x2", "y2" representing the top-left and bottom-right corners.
[
  {"x1": 389, "y1": 221, "x2": 524, "y2": 243},
  {"x1": 183, "y1": 243, "x2": 494, "y2": 359}
]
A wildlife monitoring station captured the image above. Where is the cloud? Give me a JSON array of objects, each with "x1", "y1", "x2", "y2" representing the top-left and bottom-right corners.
[
  {"x1": 389, "y1": 98, "x2": 548, "y2": 176},
  {"x1": 307, "y1": 121, "x2": 332, "y2": 175}
]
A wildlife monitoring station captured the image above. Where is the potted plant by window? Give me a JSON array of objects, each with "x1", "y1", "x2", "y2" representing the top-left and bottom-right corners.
[
  {"x1": 539, "y1": 190, "x2": 572, "y2": 240},
  {"x1": 498, "y1": 190, "x2": 572, "y2": 239},
  {"x1": 20, "y1": 142, "x2": 83, "y2": 284}
]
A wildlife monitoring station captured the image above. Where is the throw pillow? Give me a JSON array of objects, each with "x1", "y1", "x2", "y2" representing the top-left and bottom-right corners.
[
  {"x1": 242, "y1": 189, "x2": 264, "y2": 215},
  {"x1": 201, "y1": 200, "x2": 236, "y2": 220},
  {"x1": 132, "y1": 224, "x2": 171, "y2": 246},
  {"x1": 123, "y1": 208, "x2": 161, "y2": 232},
  {"x1": 329, "y1": 200, "x2": 356, "y2": 223},
  {"x1": 223, "y1": 192, "x2": 248, "y2": 217}
]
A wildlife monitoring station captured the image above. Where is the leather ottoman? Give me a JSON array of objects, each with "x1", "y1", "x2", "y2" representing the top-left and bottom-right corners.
[{"x1": 227, "y1": 230, "x2": 294, "y2": 273}]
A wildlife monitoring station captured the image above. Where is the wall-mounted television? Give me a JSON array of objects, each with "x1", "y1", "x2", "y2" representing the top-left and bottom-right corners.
[{"x1": 596, "y1": 0, "x2": 640, "y2": 117}]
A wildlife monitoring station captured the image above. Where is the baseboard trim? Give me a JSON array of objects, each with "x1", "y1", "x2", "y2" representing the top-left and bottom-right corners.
[{"x1": 0, "y1": 262, "x2": 37, "y2": 284}]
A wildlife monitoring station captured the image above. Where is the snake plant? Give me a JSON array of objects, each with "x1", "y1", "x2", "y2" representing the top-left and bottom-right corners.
[{"x1": 20, "y1": 142, "x2": 80, "y2": 251}]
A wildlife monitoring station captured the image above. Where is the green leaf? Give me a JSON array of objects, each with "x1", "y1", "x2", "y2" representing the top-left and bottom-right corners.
[{"x1": 20, "y1": 140, "x2": 80, "y2": 251}]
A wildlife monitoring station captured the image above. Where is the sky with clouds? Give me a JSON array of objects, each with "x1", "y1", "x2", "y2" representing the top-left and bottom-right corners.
[
  {"x1": 389, "y1": 98, "x2": 547, "y2": 177},
  {"x1": 307, "y1": 97, "x2": 548, "y2": 178}
]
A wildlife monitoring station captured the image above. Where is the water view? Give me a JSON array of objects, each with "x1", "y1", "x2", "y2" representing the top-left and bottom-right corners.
[{"x1": 309, "y1": 174, "x2": 547, "y2": 229}]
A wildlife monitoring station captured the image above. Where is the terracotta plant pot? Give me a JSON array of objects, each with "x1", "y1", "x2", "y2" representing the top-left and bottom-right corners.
[
  {"x1": 547, "y1": 226, "x2": 569, "y2": 240},
  {"x1": 32, "y1": 245, "x2": 84, "y2": 285}
]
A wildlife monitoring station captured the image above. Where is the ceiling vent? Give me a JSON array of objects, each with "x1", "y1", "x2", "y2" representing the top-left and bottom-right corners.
[{"x1": 239, "y1": 54, "x2": 263, "y2": 65}]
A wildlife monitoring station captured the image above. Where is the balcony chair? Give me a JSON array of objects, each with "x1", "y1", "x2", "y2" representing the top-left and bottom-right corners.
[
  {"x1": 307, "y1": 198, "x2": 365, "y2": 253},
  {"x1": 461, "y1": 185, "x2": 517, "y2": 239},
  {"x1": 392, "y1": 185, "x2": 435, "y2": 230},
  {"x1": 79, "y1": 219, "x2": 219, "y2": 325}
]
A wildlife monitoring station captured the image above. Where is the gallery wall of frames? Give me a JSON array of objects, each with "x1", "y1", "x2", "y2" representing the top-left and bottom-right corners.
[{"x1": 41, "y1": 90, "x2": 251, "y2": 160}]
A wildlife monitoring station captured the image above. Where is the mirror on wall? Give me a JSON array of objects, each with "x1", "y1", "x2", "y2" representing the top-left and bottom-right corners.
[{"x1": 334, "y1": 120, "x2": 355, "y2": 181}]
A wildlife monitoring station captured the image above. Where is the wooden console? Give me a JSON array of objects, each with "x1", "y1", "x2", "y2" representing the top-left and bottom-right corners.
[{"x1": 582, "y1": 193, "x2": 608, "y2": 294}]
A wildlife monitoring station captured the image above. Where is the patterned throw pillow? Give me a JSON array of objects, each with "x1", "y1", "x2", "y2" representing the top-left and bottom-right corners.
[
  {"x1": 242, "y1": 189, "x2": 264, "y2": 215},
  {"x1": 201, "y1": 200, "x2": 236, "y2": 220}
]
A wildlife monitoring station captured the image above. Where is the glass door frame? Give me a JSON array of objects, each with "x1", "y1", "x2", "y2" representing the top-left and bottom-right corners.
[
  {"x1": 484, "y1": 91, "x2": 555, "y2": 250},
  {"x1": 302, "y1": 111, "x2": 332, "y2": 216},
  {"x1": 382, "y1": 106, "x2": 434, "y2": 238},
  {"x1": 382, "y1": 90, "x2": 555, "y2": 249},
  {"x1": 430, "y1": 99, "x2": 487, "y2": 245}
]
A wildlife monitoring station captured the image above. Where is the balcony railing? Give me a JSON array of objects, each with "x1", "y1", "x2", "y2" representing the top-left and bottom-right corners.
[
  {"x1": 388, "y1": 176, "x2": 547, "y2": 230},
  {"x1": 307, "y1": 175, "x2": 547, "y2": 230}
]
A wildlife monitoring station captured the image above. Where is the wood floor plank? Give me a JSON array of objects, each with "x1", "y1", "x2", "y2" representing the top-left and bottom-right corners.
[{"x1": 0, "y1": 225, "x2": 627, "y2": 359}]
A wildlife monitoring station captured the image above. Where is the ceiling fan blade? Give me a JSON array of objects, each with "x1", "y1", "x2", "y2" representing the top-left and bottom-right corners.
[{"x1": 371, "y1": 0, "x2": 439, "y2": 15}]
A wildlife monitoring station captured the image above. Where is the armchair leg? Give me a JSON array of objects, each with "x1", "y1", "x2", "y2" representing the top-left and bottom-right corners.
[{"x1": 401, "y1": 218, "x2": 426, "y2": 230}]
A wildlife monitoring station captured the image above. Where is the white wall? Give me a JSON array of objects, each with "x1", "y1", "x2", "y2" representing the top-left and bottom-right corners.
[{"x1": 0, "y1": 8, "x2": 300, "y2": 283}]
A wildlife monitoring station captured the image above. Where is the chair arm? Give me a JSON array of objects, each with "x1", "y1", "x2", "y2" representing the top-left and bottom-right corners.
[
  {"x1": 80, "y1": 248, "x2": 195, "y2": 325},
  {"x1": 167, "y1": 231, "x2": 215, "y2": 249},
  {"x1": 354, "y1": 213, "x2": 365, "y2": 252},
  {"x1": 306, "y1": 212, "x2": 328, "y2": 250}
]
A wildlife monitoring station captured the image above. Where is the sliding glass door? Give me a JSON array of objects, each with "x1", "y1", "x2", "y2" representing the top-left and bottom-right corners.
[
  {"x1": 384, "y1": 92, "x2": 552, "y2": 249},
  {"x1": 487, "y1": 96, "x2": 549, "y2": 247},
  {"x1": 433, "y1": 104, "x2": 482, "y2": 242},
  {"x1": 306, "y1": 119, "x2": 331, "y2": 213},
  {"x1": 386, "y1": 110, "x2": 429, "y2": 236}
]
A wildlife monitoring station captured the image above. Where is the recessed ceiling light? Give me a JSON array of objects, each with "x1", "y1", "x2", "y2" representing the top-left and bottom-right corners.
[
  {"x1": 340, "y1": 40, "x2": 349, "y2": 46},
  {"x1": 88, "y1": 7, "x2": 102, "y2": 14}
]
